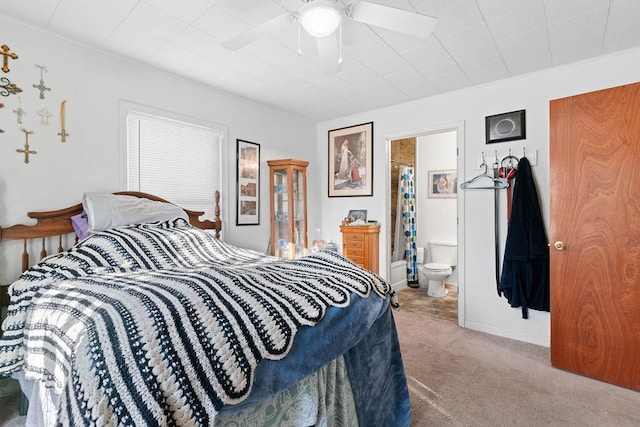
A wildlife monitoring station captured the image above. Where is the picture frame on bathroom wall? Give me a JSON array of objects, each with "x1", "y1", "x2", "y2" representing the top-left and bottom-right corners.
[{"x1": 428, "y1": 170, "x2": 457, "y2": 199}]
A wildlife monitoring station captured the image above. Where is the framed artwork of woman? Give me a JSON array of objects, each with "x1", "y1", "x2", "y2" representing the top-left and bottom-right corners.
[{"x1": 328, "y1": 122, "x2": 373, "y2": 197}]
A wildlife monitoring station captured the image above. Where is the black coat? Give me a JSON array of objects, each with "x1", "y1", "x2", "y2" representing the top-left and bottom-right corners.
[{"x1": 499, "y1": 157, "x2": 550, "y2": 319}]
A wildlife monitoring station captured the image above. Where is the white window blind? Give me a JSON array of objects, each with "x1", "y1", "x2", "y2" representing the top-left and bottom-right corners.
[{"x1": 127, "y1": 112, "x2": 222, "y2": 221}]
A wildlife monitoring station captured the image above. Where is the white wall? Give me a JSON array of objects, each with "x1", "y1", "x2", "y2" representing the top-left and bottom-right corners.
[
  {"x1": 416, "y1": 131, "x2": 457, "y2": 284},
  {"x1": 0, "y1": 18, "x2": 316, "y2": 282},
  {"x1": 416, "y1": 132, "x2": 457, "y2": 255},
  {"x1": 316, "y1": 46, "x2": 640, "y2": 347}
]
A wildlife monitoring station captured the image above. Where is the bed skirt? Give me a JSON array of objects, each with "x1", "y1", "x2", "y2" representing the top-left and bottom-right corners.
[{"x1": 15, "y1": 355, "x2": 359, "y2": 427}]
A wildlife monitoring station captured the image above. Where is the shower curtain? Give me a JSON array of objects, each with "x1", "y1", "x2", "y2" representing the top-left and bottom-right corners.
[{"x1": 394, "y1": 165, "x2": 418, "y2": 284}]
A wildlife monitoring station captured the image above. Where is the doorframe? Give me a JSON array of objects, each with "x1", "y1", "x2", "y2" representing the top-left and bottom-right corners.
[{"x1": 385, "y1": 120, "x2": 465, "y2": 327}]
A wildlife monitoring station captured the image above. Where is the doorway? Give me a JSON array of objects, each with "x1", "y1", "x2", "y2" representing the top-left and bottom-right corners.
[{"x1": 387, "y1": 124, "x2": 463, "y2": 323}]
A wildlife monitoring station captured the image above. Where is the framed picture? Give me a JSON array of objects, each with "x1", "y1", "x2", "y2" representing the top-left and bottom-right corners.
[
  {"x1": 328, "y1": 122, "x2": 373, "y2": 197},
  {"x1": 347, "y1": 209, "x2": 368, "y2": 224},
  {"x1": 428, "y1": 170, "x2": 457, "y2": 199},
  {"x1": 485, "y1": 109, "x2": 526, "y2": 144},
  {"x1": 236, "y1": 139, "x2": 260, "y2": 225}
]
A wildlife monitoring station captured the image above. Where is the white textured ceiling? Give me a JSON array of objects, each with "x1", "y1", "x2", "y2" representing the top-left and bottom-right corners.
[{"x1": 3, "y1": 0, "x2": 640, "y2": 121}]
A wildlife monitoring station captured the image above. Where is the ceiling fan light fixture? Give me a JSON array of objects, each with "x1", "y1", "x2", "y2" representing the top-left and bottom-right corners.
[{"x1": 299, "y1": 2, "x2": 342, "y2": 38}]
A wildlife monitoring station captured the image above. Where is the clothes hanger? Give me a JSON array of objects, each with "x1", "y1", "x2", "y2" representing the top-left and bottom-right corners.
[
  {"x1": 460, "y1": 153, "x2": 508, "y2": 190},
  {"x1": 460, "y1": 152, "x2": 508, "y2": 289}
]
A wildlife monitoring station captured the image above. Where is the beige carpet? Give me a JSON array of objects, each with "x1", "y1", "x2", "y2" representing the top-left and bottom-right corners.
[
  {"x1": 393, "y1": 308, "x2": 640, "y2": 426},
  {"x1": 3, "y1": 310, "x2": 639, "y2": 426}
]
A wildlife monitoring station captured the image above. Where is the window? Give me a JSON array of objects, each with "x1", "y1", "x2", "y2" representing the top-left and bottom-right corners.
[{"x1": 126, "y1": 110, "x2": 223, "y2": 221}]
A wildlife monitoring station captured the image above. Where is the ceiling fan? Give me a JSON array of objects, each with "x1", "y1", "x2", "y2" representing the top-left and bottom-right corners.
[{"x1": 222, "y1": 0, "x2": 438, "y2": 72}]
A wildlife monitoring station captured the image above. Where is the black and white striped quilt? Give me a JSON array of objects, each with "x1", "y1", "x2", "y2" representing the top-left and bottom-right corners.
[{"x1": 0, "y1": 218, "x2": 390, "y2": 426}]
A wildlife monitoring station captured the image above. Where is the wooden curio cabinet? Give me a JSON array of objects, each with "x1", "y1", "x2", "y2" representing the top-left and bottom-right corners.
[{"x1": 268, "y1": 159, "x2": 309, "y2": 258}]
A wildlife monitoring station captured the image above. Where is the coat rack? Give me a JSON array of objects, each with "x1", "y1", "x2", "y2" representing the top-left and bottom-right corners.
[{"x1": 475, "y1": 147, "x2": 537, "y2": 170}]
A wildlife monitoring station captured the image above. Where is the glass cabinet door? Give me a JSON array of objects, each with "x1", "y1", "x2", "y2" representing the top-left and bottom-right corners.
[
  {"x1": 272, "y1": 168, "x2": 290, "y2": 258},
  {"x1": 292, "y1": 168, "x2": 305, "y2": 258},
  {"x1": 268, "y1": 159, "x2": 309, "y2": 259}
]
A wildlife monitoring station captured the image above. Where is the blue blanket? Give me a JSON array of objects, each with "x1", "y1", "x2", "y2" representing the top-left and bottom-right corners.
[{"x1": 221, "y1": 294, "x2": 412, "y2": 427}]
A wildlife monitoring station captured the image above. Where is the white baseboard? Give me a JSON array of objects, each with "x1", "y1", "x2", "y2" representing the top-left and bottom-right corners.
[
  {"x1": 391, "y1": 280, "x2": 408, "y2": 292},
  {"x1": 464, "y1": 320, "x2": 550, "y2": 347}
]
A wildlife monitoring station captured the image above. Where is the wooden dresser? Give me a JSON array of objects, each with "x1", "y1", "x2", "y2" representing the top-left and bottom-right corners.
[{"x1": 340, "y1": 225, "x2": 381, "y2": 274}]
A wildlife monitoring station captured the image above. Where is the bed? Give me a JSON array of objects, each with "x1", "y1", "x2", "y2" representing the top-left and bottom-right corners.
[{"x1": 0, "y1": 191, "x2": 411, "y2": 426}]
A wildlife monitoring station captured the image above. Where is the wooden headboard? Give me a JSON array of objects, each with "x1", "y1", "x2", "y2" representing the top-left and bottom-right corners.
[{"x1": 0, "y1": 191, "x2": 222, "y2": 274}]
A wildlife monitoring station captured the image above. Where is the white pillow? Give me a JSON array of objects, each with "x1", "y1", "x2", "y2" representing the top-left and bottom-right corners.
[{"x1": 82, "y1": 192, "x2": 189, "y2": 232}]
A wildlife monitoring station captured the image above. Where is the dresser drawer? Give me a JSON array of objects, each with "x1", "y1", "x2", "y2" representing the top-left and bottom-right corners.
[
  {"x1": 344, "y1": 233, "x2": 365, "y2": 243},
  {"x1": 344, "y1": 239, "x2": 365, "y2": 251},
  {"x1": 345, "y1": 247, "x2": 365, "y2": 258}
]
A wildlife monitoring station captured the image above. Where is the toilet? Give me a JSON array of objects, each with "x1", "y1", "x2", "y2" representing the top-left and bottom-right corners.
[{"x1": 420, "y1": 241, "x2": 457, "y2": 297}]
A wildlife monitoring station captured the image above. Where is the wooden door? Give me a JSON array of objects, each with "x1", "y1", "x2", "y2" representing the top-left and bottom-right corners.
[{"x1": 549, "y1": 82, "x2": 640, "y2": 390}]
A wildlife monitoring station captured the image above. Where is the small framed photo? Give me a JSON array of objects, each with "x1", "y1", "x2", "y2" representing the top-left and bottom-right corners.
[
  {"x1": 328, "y1": 122, "x2": 373, "y2": 197},
  {"x1": 485, "y1": 109, "x2": 526, "y2": 144},
  {"x1": 236, "y1": 139, "x2": 260, "y2": 225},
  {"x1": 347, "y1": 209, "x2": 367, "y2": 224},
  {"x1": 428, "y1": 170, "x2": 457, "y2": 199}
]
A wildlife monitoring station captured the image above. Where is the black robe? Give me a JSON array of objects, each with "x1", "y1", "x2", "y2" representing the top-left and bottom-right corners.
[{"x1": 499, "y1": 157, "x2": 550, "y2": 319}]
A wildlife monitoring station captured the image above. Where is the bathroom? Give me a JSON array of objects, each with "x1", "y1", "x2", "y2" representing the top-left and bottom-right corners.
[{"x1": 389, "y1": 130, "x2": 458, "y2": 299}]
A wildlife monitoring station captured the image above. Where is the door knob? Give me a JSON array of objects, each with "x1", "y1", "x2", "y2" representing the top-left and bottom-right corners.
[{"x1": 553, "y1": 241, "x2": 566, "y2": 251}]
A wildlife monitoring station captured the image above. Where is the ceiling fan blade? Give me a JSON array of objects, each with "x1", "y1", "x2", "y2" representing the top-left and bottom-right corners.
[
  {"x1": 222, "y1": 13, "x2": 295, "y2": 50},
  {"x1": 316, "y1": 33, "x2": 340, "y2": 74},
  {"x1": 347, "y1": 1, "x2": 437, "y2": 38}
]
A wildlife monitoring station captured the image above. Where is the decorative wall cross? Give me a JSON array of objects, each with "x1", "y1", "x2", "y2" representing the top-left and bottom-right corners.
[
  {"x1": 37, "y1": 107, "x2": 52, "y2": 124},
  {"x1": 58, "y1": 100, "x2": 69, "y2": 142},
  {"x1": 17, "y1": 129, "x2": 37, "y2": 164},
  {"x1": 0, "y1": 76, "x2": 22, "y2": 96},
  {"x1": 32, "y1": 65, "x2": 51, "y2": 99},
  {"x1": 1, "y1": 44, "x2": 18, "y2": 73},
  {"x1": 13, "y1": 97, "x2": 25, "y2": 124}
]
